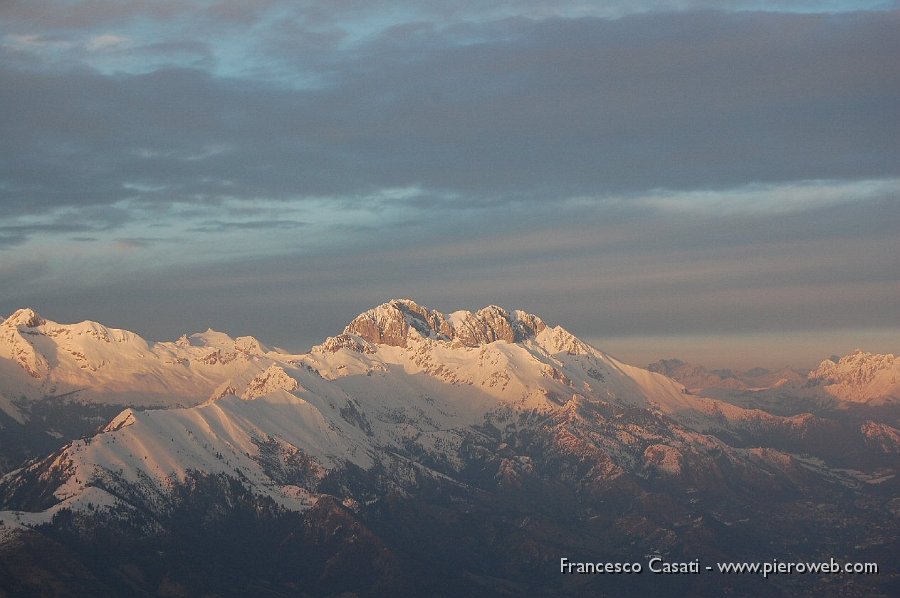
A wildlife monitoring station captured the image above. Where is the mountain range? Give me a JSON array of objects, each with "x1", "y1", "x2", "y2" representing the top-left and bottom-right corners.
[
  {"x1": 0, "y1": 300, "x2": 897, "y2": 596},
  {"x1": 649, "y1": 352, "x2": 900, "y2": 417}
]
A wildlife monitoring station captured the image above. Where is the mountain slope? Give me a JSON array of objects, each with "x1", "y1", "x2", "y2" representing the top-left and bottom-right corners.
[{"x1": 0, "y1": 308, "x2": 302, "y2": 472}]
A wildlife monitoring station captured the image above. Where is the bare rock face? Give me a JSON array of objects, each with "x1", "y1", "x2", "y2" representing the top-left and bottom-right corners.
[
  {"x1": 453, "y1": 306, "x2": 516, "y2": 345},
  {"x1": 342, "y1": 299, "x2": 546, "y2": 349},
  {"x1": 511, "y1": 310, "x2": 547, "y2": 339},
  {"x1": 395, "y1": 300, "x2": 454, "y2": 340},
  {"x1": 318, "y1": 334, "x2": 377, "y2": 354},
  {"x1": 344, "y1": 300, "x2": 422, "y2": 347}
]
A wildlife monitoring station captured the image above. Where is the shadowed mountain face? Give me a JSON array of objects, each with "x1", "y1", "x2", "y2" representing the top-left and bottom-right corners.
[{"x1": 1, "y1": 300, "x2": 898, "y2": 596}]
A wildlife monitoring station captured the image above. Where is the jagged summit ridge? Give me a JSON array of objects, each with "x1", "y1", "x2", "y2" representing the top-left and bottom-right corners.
[{"x1": 340, "y1": 298, "x2": 547, "y2": 348}]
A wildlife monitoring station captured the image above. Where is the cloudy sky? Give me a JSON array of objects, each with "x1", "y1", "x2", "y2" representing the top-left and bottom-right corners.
[{"x1": 1, "y1": 1, "x2": 898, "y2": 368}]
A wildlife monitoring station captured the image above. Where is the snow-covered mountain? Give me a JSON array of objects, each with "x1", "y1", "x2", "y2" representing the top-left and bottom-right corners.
[
  {"x1": 808, "y1": 350, "x2": 900, "y2": 404},
  {"x1": 0, "y1": 308, "x2": 284, "y2": 413},
  {"x1": 0, "y1": 307, "x2": 302, "y2": 473},
  {"x1": 2, "y1": 300, "x2": 896, "y2": 520},
  {"x1": 1, "y1": 300, "x2": 897, "y2": 596},
  {"x1": 650, "y1": 350, "x2": 900, "y2": 414}
]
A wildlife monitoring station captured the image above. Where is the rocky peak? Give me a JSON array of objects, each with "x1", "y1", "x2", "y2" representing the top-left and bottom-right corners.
[
  {"x1": 343, "y1": 299, "x2": 440, "y2": 347},
  {"x1": 103, "y1": 409, "x2": 137, "y2": 432},
  {"x1": 3, "y1": 308, "x2": 46, "y2": 329},
  {"x1": 242, "y1": 365, "x2": 299, "y2": 400},
  {"x1": 342, "y1": 299, "x2": 546, "y2": 349},
  {"x1": 810, "y1": 350, "x2": 897, "y2": 387},
  {"x1": 451, "y1": 306, "x2": 546, "y2": 346}
]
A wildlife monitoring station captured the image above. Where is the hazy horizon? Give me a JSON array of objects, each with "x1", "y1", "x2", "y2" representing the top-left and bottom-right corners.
[{"x1": 2, "y1": 1, "x2": 898, "y2": 370}]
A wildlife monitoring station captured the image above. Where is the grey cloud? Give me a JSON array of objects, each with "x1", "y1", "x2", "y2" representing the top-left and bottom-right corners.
[
  {"x1": 186, "y1": 219, "x2": 307, "y2": 232},
  {"x1": 0, "y1": 202, "x2": 135, "y2": 248},
  {"x1": 4, "y1": 1, "x2": 894, "y2": 32},
  {"x1": 0, "y1": 219, "x2": 123, "y2": 249},
  {"x1": 0, "y1": 0, "x2": 197, "y2": 30},
  {"x1": 1, "y1": 5, "x2": 897, "y2": 362},
  {"x1": 0, "y1": 232, "x2": 28, "y2": 249},
  {"x1": 112, "y1": 236, "x2": 168, "y2": 248},
  {"x1": 1, "y1": 10, "x2": 897, "y2": 230},
  {"x1": 0, "y1": 13, "x2": 900, "y2": 234},
  {"x1": 117, "y1": 39, "x2": 216, "y2": 71}
]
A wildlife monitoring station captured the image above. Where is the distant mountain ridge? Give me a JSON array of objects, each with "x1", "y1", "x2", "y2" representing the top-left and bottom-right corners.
[
  {"x1": 647, "y1": 358, "x2": 806, "y2": 391},
  {"x1": 649, "y1": 349, "x2": 899, "y2": 407}
]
